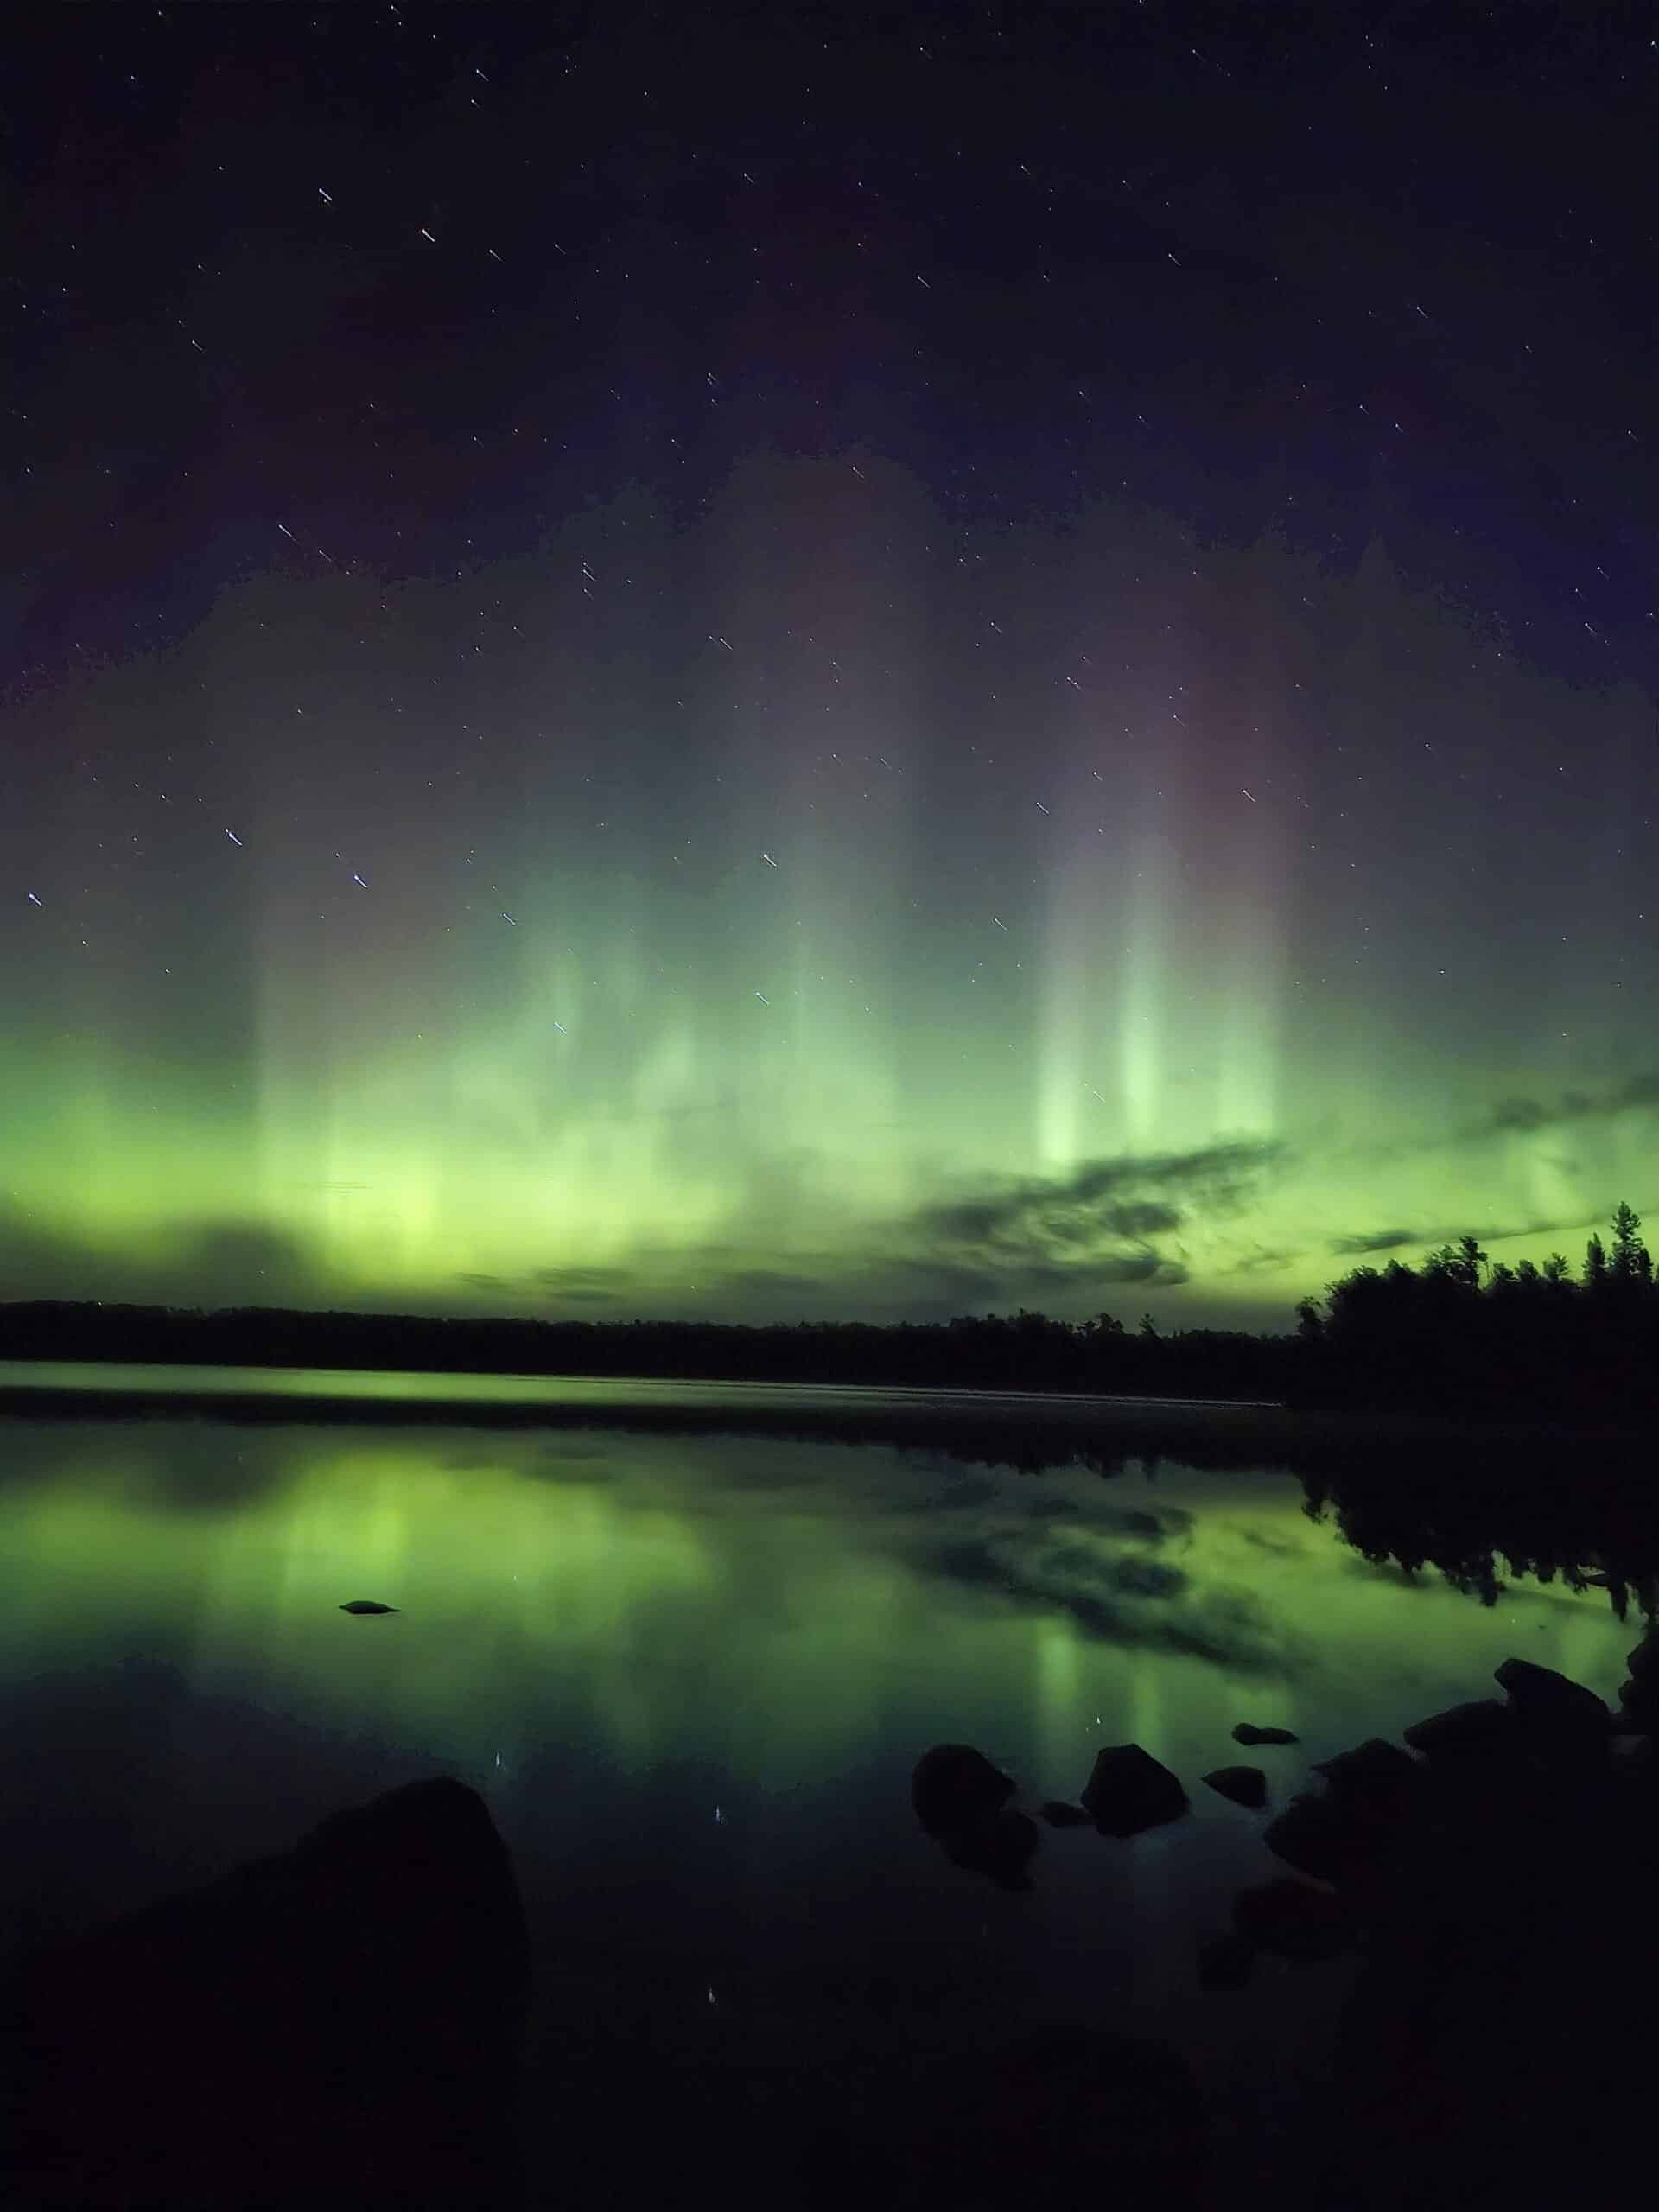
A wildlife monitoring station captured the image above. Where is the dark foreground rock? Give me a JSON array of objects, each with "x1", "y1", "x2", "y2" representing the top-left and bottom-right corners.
[
  {"x1": 911, "y1": 1744, "x2": 1017, "y2": 1836},
  {"x1": 1493, "y1": 1656, "x2": 1610, "y2": 1757},
  {"x1": 1080, "y1": 1744, "x2": 1189, "y2": 1837},
  {"x1": 1202, "y1": 1764, "x2": 1268, "y2": 1809},
  {"x1": 938, "y1": 1808, "x2": 1040, "y2": 1891},
  {"x1": 1232, "y1": 1721, "x2": 1299, "y2": 1745},
  {"x1": 1312, "y1": 1738, "x2": 1422, "y2": 1812},
  {"x1": 1263, "y1": 1791, "x2": 1368, "y2": 1883},
  {"x1": 1306, "y1": 1734, "x2": 1659, "y2": 2211},
  {"x1": 1402, "y1": 1697, "x2": 1517, "y2": 1758},
  {"x1": 0, "y1": 1777, "x2": 529, "y2": 2209}
]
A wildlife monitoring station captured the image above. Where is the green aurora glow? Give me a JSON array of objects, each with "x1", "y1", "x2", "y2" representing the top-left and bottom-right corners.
[{"x1": 5, "y1": 467, "x2": 1656, "y2": 1331}]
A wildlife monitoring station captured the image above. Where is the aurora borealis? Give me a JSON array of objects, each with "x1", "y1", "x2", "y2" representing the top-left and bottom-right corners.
[{"x1": 4, "y1": 5, "x2": 1656, "y2": 1334}]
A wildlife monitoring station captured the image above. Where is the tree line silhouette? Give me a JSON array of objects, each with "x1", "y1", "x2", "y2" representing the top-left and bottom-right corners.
[
  {"x1": 0, "y1": 1202, "x2": 1650, "y2": 1417},
  {"x1": 1294, "y1": 1199, "x2": 1656, "y2": 1417}
]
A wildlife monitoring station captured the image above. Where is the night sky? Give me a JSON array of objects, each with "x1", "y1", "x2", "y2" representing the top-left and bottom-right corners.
[{"x1": 5, "y1": 2, "x2": 1656, "y2": 1334}]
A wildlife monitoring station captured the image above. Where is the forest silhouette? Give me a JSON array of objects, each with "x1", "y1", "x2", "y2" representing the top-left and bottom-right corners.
[{"x1": 0, "y1": 1202, "x2": 1652, "y2": 1420}]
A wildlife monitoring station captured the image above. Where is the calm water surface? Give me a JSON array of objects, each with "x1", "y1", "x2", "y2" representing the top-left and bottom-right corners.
[{"x1": 0, "y1": 1363, "x2": 1643, "y2": 2190}]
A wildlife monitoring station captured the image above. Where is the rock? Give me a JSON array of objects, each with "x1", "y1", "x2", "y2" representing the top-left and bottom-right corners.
[
  {"x1": 1039, "y1": 1799, "x2": 1093, "y2": 1827},
  {"x1": 1610, "y1": 1734, "x2": 1651, "y2": 1774},
  {"x1": 1202, "y1": 1764, "x2": 1268, "y2": 1810},
  {"x1": 938, "y1": 1808, "x2": 1040, "y2": 1891},
  {"x1": 1262, "y1": 1744, "x2": 1422, "y2": 1887},
  {"x1": 910, "y1": 1744, "x2": 1016, "y2": 1837},
  {"x1": 1313, "y1": 1738, "x2": 1424, "y2": 1814},
  {"x1": 1233, "y1": 1722, "x2": 1299, "y2": 1746},
  {"x1": 1263, "y1": 1792, "x2": 1359, "y2": 1883},
  {"x1": 1402, "y1": 1699, "x2": 1517, "y2": 1758},
  {"x1": 339, "y1": 1599, "x2": 399, "y2": 1615},
  {"x1": 3, "y1": 1777, "x2": 530, "y2": 2207},
  {"x1": 1494, "y1": 1656, "x2": 1611, "y2": 1745},
  {"x1": 1080, "y1": 1744, "x2": 1190, "y2": 1837},
  {"x1": 1627, "y1": 1636, "x2": 1659, "y2": 1682},
  {"x1": 1232, "y1": 1877, "x2": 1354, "y2": 1962},
  {"x1": 1198, "y1": 1931, "x2": 1256, "y2": 1990}
]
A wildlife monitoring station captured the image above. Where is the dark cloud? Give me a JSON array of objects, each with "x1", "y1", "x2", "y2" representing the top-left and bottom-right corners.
[
  {"x1": 710, "y1": 1268, "x2": 840, "y2": 1304},
  {"x1": 1237, "y1": 1527, "x2": 1306, "y2": 1557},
  {"x1": 526, "y1": 1265, "x2": 633, "y2": 1304},
  {"x1": 1330, "y1": 1212, "x2": 1588, "y2": 1261},
  {"x1": 883, "y1": 1141, "x2": 1283, "y2": 1309},
  {"x1": 1463, "y1": 1072, "x2": 1659, "y2": 1142},
  {"x1": 917, "y1": 1516, "x2": 1300, "y2": 1675},
  {"x1": 0, "y1": 1205, "x2": 322, "y2": 1310},
  {"x1": 916, "y1": 1141, "x2": 1279, "y2": 1251},
  {"x1": 1485, "y1": 1097, "x2": 1554, "y2": 1135},
  {"x1": 1108, "y1": 1555, "x2": 1185, "y2": 1599},
  {"x1": 1090, "y1": 1504, "x2": 1192, "y2": 1540},
  {"x1": 1217, "y1": 1245, "x2": 1305, "y2": 1277}
]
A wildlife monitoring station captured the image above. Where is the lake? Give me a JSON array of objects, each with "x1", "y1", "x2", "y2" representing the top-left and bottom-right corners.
[{"x1": 1, "y1": 1362, "x2": 1651, "y2": 2201}]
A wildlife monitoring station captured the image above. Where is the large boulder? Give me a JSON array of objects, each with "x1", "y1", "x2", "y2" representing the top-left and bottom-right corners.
[
  {"x1": 1202, "y1": 1764, "x2": 1268, "y2": 1810},
  {"x1": 1232, "y1": 1721, "x2": 1299, "y2": 1746},
  {"x1": 1313, "y1": 1738, "x2": 1424, "y2": 1814},
  {"x1": 910, "y1": 1744, "x2": 1016, "y2": 1837},
  {"x1": 2, "y1": 1777, "x2": 530, "y2": 2208},
  {"x1": 938, "y1": 1808, "x2": 1040, "y2": 1891},
  {"x1": 1494, "y1": 1657, "x2": 1611, "y2": 1755},
  {"x1": 1264, "y1": 1792, "x2": 1366, "y2": 1884},
  {"x1": 1080, "y1": 1744, "x2": 1189, "y2": 1837},
  {"x1": 1402, "y1": 1699, "x2": 1518, "y2": 1759}
]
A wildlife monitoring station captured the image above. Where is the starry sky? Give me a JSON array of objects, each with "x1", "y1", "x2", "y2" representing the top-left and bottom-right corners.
[{"x1": 4, "y1": 2, "x2": 1656, "y2": 1334}]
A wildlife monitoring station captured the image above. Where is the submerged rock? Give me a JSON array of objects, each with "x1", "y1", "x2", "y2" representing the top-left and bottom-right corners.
[
  {"x1": 910, "y1": 1744, "x2": 1016, "y2": 1837},
  {"x1": 339, "y1": 1600, "x2": 399, "y2": 1615},
  {"x1": 1039, "y1": 1799, "x2": 1093, "y2": 1827},
  {"x1": 1233, "y1": 1721, "x2": 1299, "y2": 1746},
  {"x1": 1081, "y1": 1744, "x2": 1189, "y2": 1837},
  {"x1": 1203, "y1": 1764, "x2": 1268, "y2": 1810}
]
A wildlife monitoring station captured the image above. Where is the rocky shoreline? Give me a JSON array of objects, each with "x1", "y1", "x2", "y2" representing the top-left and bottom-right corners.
[
  {"x1": 4, "y1": 1631, "x2": 1654, "y2": 2209},
  {"x1": 907, "y1": 1627, "x2": 1659, "y2": 2208}
]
